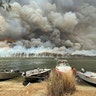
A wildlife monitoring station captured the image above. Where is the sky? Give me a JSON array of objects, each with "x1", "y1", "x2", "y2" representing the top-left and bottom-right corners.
[{"x1": 0, "y1": 0, "x2": 96, "y2": 56}]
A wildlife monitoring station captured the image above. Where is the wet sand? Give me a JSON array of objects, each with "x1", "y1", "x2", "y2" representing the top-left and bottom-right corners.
[{"x1": 0, "y1": 77, "x2": 96, "y2": 96}]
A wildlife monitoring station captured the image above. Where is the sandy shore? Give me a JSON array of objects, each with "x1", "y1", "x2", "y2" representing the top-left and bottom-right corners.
[{"x1": 0, "y1": 77, "x2": 96, "y2": 96}]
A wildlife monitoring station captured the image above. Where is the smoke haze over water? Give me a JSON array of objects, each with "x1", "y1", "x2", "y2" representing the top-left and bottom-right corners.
[{"x1": 0, "y1": 0, "x2": 96, "y2": 56}]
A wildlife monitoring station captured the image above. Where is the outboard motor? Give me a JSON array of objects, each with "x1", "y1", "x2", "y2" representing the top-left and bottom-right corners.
[{"x1": 81, "y1": 68, "x2": 86, "y2": 73}]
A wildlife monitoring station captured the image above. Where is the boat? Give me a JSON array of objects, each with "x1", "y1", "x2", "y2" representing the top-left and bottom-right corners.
[
  {"x1": 77, "y1": 70, "x2": 96, "y2": 86},
  {"x1": 22, "y1": 68, "x2": 51, "y2": 82},
  {"x1": 55, "y1": 59, "x2": 72, "y2": 73},
  {"x1": 0, "y1": 69, "x2": 22, "y2": 81}
]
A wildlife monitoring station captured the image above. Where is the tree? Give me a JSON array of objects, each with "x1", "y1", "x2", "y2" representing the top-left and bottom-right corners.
[{"x1": 0, "y1": 0, "x2": 11, "y2": 11}]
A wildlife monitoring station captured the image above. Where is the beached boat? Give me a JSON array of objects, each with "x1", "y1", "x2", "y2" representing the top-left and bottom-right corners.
[
  {"x1": 55, "y1": 59, "x2": 72, "y2": 73},
  {"x1": 77, "y1": 70, "x2": 96, "y2": 86},
  {"x1": 0, "y1": 69, "x2": 22, "y2": 81},
  {"x1": 22, "y1": 68, "x2": 51, "y2": 82}
]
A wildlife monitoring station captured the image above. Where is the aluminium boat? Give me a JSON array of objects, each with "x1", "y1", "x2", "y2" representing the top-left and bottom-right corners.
[
  {"x1": 77, "y1": 70, "x2": 96, "y2": 86},
  {"x1": 22, "y1": 68, "x2": 51, "y2": 82},
  {"x1": 0, "y1": 69, "x2": 21, "y2": 81}
]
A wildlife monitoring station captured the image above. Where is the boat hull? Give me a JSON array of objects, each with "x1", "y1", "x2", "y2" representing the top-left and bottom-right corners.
[
  {"x1": 24, "y1": 69, "x2": 51, "y2": 82},
  {"x1": 77, "y1": 71, "x2": 96, "y2": 86},
  {"x1": 0, "y1": 72, "x2": 21, "y2": 81}
]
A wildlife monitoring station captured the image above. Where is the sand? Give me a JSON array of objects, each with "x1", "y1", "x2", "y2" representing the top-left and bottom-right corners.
[{"x1": 0, "y1": 77, "x2": 96, "y2": 96}]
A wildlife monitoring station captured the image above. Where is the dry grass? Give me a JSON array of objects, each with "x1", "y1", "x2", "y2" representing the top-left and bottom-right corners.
[
  {"x1": 0, "y1": 78, "x2": 25, "y2": 96},
  {"x1": 20, "y1": 82, "x2": 47, "y2": 96},
  {"x1": 72, "y1": 85, "x2": 96, "y2": 96},
  {"x1": 0, "y1": 76, "x2": 96, "y2": 96},
  {"x1": 46, "y1": 70, "x2": 76, "y2": 96},
  {"x1": 73, "y1": 90, "x2": 96, "y2": 96}
]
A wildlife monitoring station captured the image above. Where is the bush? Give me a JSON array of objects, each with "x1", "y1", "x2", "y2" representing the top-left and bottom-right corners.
[{"x1": 46, "y1": 70, "x2": 76, "y2": 96}]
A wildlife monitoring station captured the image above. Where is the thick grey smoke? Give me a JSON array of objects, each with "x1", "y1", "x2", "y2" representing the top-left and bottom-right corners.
[{"x1": 0, "y1": 0, "x2": 96, "y2": 50}]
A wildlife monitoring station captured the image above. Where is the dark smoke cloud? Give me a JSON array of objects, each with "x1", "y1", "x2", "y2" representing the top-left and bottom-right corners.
[{"x1": 0, "y1": 0, "x2": 96, "y2": 50}]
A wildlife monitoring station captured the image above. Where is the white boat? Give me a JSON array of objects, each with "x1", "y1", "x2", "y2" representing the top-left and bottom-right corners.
[
  {"x1": 55, "y1": 59, "x2": 72, "y2": 73},
  {"x1": 77, "y1": 70, "x2": 96, "y2": 86}
]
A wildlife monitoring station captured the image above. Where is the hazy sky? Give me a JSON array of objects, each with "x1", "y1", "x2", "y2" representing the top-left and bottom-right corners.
[{"x1": 0, "y1": 0, "x2": 96, "y2": 50}]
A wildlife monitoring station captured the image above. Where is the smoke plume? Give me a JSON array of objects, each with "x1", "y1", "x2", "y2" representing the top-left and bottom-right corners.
[{"x1": 0, "y1": 0, "x2": 96, "y2": 53}]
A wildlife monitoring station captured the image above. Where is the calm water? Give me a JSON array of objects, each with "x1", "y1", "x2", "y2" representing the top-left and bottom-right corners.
[
  {"x1": 67, "y1": 57, "x2": 96, "y2": 72},
  {"x1": 0, "y1": 57, "x2": 96, "y2": 87},
  {"x1": 0, "y1": 57, "x2": 56, "y2": 72},
  {"x1": 0, "y1": 57, "x2": 96, "y2": 72}
]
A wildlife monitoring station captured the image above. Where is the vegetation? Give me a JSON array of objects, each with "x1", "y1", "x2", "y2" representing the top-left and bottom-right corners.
[
  {"x1": 46, "y1": 70, "x2": 76, "y2": 96},
  {"x1": 0, "y1": 0, "x2": 11, "y2": 11},
  {"x1": 0, "y1": 75, "x2": 96, "y2": 96}
]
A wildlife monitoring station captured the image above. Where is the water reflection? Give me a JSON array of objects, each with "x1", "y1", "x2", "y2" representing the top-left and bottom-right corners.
[
  {"x1": 0, "y1": 57, "x2": 96, "y2": 72},
  {"x1": 0, "y1": 57, "x2": 56, "y2": 71}
]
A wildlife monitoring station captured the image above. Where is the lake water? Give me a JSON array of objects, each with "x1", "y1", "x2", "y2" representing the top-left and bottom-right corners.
[
  {"x1": 0, "y1": 57, "x2": 96, "y2": 86},
  {"x1": 0, "y1": 57, "x2": 96, "y2": 72},
  {"x1": 67, "y1": 57, "x2": 96, "y2": 72},
  {"x1": 0, "y1": 57, "x2": 56, "y2": 72}
]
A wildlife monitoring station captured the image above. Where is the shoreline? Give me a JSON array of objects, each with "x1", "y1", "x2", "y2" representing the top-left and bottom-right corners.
[{"x1": 0, "y1": 77, "x2": 95, "y2": 96}]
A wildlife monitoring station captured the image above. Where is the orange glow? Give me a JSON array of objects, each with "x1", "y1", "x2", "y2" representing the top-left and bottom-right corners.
[{"x1": 1, "y1": 38, "x2": 15, "y2": 43}]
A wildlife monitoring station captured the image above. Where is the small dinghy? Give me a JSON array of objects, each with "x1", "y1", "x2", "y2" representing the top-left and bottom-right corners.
[
  {"x1": 77, "y1": 69, "x2": 96, "y2": 86},
  {"x1": 22, "y1": 68, "x2": 51, "y2": 82},
  {"x1": 0, "y1": 69, "x2": 22, "y2": 81}
]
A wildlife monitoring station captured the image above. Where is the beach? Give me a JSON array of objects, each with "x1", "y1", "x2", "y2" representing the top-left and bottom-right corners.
[{"x1": 0, "y1": 77, "x2": 95, "y2": 96}]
